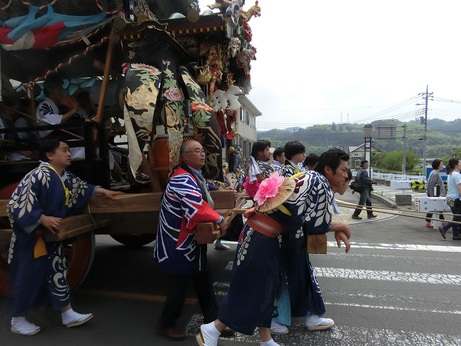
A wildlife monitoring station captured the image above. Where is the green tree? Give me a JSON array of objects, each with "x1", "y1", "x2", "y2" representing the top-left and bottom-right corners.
[{"x1": 373, "y1": 150, "x2": 420, "y2": 172}]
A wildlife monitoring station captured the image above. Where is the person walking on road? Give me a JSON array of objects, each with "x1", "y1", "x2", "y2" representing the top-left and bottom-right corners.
[
  {"x1": 7, "y1": 139, "x2": 123, "y2": 336},
  {"x1": 425, "y1": 159, "x2": 446, "y2": 228},
  {"x1": 153, "y1": 140, "x2": 229, "y2": 340},
  {"x1": 438, "y1": 158, "x2": 461, "y2": 240},
  {"x1": 352, "y1": 160, "x2": 377, "y2": 220},
  {"x1": 196, "y1": 149, "x2": 351, "y2": 346}
]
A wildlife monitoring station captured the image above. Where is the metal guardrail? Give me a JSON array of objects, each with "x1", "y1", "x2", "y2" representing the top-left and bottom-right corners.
[{"x1": 371, "y1": 172, "x2": 426, "y2": 181}]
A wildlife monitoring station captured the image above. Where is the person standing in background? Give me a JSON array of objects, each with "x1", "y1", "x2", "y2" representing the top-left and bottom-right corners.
[
  {"x1": 303, "y1": 153, "x2": 319, "y2": 171},
  {"x1": 425, "y1": 159, "x2": 446, "y2": 228},
  {"x1": 438, "y1": 158, "x2": 461, "y2": 240},
  {"x1": 272, "y1": 147, "x2": 285, "y2": 171},
  {"x1": 351, "y1": 160, "x2": 377, "y2": 220},
  {"x1": 280, "y1": 141, "x2": 306, "y2": 176},
  {"x1": 249, "y1": 140, "x2": 274, "y2": 182}
]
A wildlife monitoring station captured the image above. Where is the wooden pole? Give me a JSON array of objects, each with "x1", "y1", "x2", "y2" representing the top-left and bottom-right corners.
[{"x1": 95, "y1": 16, "x2": 126, "y2": 124}]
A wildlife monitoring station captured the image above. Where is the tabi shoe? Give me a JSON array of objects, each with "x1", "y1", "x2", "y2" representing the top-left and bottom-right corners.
[
  {"x1": 305, "y1": 315, "x2": 335, "y2": 331},
  {"x1": 367, "y1": 214, "x2": 377, "y2": 219},
  {"x1": 10, "y1": 317, "x2": 41, "y2": 336},
  {"x1": 453, "y1": 236, "x2": 461, "y2": 240},
  {"x1": 63, "y1": 312, "x2": 93, "y2": 328},
  {"x1": 425, "y1": 222, "x2": 433, "y2": 228},
  {"x1": 438, "y1": 226, "x2": 447, "y2": 239},
  {"x1": 158, "y1": 325, "x2": 187, "y2": 340},
  {"x1": 197, "y1": 322, "x2": 220, "y2": 346},
  {"x1": 351, "y1": 215, "x2": 362, "y2": 220},
  {"x1": 270, "y1": 320, "x2": 289, "y2": 335},
  {"x1": 214, "y1": 239, "x2": 230, "y2": 250}
]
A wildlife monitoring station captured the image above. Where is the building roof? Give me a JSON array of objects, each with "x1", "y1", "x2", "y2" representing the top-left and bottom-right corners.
[{"x1": 238, "y1": 95, "x2": 262, "y2": 116}]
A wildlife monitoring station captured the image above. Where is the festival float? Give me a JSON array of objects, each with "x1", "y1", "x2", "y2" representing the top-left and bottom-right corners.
[{"x1": 0, "y1": 0, "x2": 261, "y2": 294}]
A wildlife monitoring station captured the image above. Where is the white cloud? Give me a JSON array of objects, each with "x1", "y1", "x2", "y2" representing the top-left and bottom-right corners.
[{"x1": 201, "y1": 0, "x2": 461, "y2": 130}]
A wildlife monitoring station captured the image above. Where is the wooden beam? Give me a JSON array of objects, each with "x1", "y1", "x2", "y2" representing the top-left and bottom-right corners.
[
  {"x1": 306, "y1": 234, "x2": 327, "y2": 254},
  {"x1": 85, "y1": 193, "x2": 164, "y2": 213},
  {"x1": 85, "y1": 190, "x2": 238, "y2": 214},
  {"x1": 0, "y1": 214, "x2": 112, "y2": 244},
  {"x1": 0, "y1": 200, "x2": 7, "y2": 218},
  {"x1": 0, "y1": 228, "x2": 12, "y2": 247},
  {"x1": 43, "y1": 214, "x2": 112, "y2": 241}
]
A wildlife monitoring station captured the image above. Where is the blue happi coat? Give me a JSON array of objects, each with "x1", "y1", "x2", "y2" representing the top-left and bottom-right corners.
[
  {"x1": 153, "y1": 167, "x2": 221, "y2": 275},
  {"x1": 7, "y1": 163, "x2": 96, "y2": 316},
  {"x1": 218, "y1": 171, "x2": 333, "y2": 334}
]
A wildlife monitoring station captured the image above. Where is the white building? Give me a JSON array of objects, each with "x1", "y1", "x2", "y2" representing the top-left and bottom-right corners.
[{"x1": 229, "y1": 95, "x2": 261, "y2": 166}]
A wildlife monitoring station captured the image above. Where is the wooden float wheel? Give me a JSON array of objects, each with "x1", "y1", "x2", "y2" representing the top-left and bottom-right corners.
[
  {"x1": 63, "y1": 231, "x2": 96, "y2": 291},
  {"x1": 0, "y1": 232, "x2": 96, "y2": 297},
  {"x1": 0, "y1": 182, "x2": 19, "y2": 296},
  {"x1": 0, "y1": 252, "x2": 11, "y2": 296}
]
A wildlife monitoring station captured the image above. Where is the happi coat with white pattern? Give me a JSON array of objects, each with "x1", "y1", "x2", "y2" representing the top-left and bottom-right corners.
[
  {"x1": 153, "y1": 166, "x2": 221, "y2": 275},
  {"x1": 218, "y1": 171, "x2": 334, "y2": 334},
  {"x1": 7, "y1": 163, "x2": 96, "y2": 316}
]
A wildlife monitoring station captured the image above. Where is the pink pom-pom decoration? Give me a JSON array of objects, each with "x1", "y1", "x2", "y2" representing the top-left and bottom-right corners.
[
  {"x1": 243, "y1": 176, "x2": 260, "y2": 198},
  {"x1": 254, "y1": 171, "x2": 285, "y2": 207}
]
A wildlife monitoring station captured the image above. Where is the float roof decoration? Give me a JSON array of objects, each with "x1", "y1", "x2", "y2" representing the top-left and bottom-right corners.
[{"x1": 0, "y1": 0, "x2": 260, "y2": 93}]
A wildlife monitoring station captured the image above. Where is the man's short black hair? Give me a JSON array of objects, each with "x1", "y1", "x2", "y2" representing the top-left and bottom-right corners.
[
  {"x1": 43, "y1": 74, "x2": 64, "y2": 96},
  {"x1": 284, "y1": 141, "x2": 305, "y2": 160},
  {"x1": 315, "y1": 148, "x2": 350, "y2": 176},
  {"x1": 251, "y1": 140, "x2": 271, "y2": 159},
  {"x1": 431, "y1": 159, "x2": 442, "y2": 170},
  {"x1": 273, "y1": 147, "x2": 284, "y2": 160},
  {"x1": 304, "y1": 153, "x2": 319, "y2": 169},
  {"x1": 39, "y1": 138, "x2": 68, "y2": 162}
]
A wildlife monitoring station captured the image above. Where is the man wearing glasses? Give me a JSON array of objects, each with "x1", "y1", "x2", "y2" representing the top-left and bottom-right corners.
[{"x1": 153, "y1": 140, "x2": 229, "y2": 340}]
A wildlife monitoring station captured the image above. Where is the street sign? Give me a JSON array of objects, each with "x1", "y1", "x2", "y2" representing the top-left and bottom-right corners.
[
  {"x1": 426, "y1": 167, "x2": 447, "y2": 181},
  {"x1": 376, "y1": 125, "x2": 397, "y2": 139}
]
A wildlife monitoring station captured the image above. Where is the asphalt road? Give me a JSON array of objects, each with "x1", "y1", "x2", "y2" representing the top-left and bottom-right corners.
[{"x1": 1, "y1": 189, "x2": 460, "y2": 345}]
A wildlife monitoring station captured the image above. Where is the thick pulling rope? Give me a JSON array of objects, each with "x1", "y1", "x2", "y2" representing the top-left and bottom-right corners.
[{"x1": 336, "y1": 199, "x2": 461, "y2": 225}]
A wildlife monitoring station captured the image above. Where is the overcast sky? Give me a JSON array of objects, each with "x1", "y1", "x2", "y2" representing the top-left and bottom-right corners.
[{"x1": 202, "y1": 0, "x2": 461, "y2": 130}]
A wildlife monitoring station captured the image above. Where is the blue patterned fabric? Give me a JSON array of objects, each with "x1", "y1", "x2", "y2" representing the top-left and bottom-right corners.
[
  {"x1": 218, "y1": 171, "x2": 335, "y2": 332},
  {"x1": 218, "y1": 226, "x2": 282, "y2": 335},
  {"x1": 7, "y1": 164, "x2": 96, "y2": 316},
  {"x1": 153, "y1": 167, "x2": 220, "y2": 275},
  {"x1": 283, "y1": 171, "x2": 334, "y2": 317}
]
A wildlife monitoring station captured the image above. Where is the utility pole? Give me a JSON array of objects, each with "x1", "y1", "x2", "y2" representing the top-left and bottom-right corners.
[
  {"x1": 402, "y1": 124, "x2": 407, "y2": 176},
  {"x1": 419, "y1": 85, "x2": 433, "y2": 177}
]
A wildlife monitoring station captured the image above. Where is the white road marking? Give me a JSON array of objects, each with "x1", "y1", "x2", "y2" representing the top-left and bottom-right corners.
[
  {"x1": 326, "y1": 301, "x2": 461, "y2": 315},
  {"x1": 315, "y1": 267, "x2": 461, "y2": 285},
  {"x1": 186, "y1": 314, "x2": 461, "y2": 345},
  {"x1": 327, "y1": 241, "x2": 461, "y2": 253}
]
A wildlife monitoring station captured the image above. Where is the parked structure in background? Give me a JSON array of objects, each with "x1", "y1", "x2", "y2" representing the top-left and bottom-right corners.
[
  {"x1": 348, "y1": 143, "x2": 382, "y2": 169},
  {"x1": 228, "y1": 95, "x2": 261, "y2": 168}
]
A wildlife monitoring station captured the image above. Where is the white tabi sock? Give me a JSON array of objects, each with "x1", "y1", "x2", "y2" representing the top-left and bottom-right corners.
[
  {"x1": 11, "y1": 317, "x2": 41, "y2": 335},
  {"x1": 200, "y1": 321, "x2": 220, "y2": 346},
  {"x1": 61, "y1": 308, "x2": 93, "y2": 327},
  {"x1": 260, "y1": 339, "x2": 280, "y2": 346}
]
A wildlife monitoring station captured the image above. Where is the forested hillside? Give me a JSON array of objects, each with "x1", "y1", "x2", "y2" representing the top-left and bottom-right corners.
[{"x1": 257, "y1": 119, "x2": 461, "y2": 157}]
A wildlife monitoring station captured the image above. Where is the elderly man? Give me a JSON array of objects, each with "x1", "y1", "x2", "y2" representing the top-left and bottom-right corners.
[{"x1": 153, "y1": 140, "x2": 229, "y2": 340}]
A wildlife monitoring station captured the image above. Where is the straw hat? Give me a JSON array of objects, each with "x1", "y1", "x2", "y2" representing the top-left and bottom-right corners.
[{"x1": 255, "y1": 176, "x2": 296, "y2": 212}]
